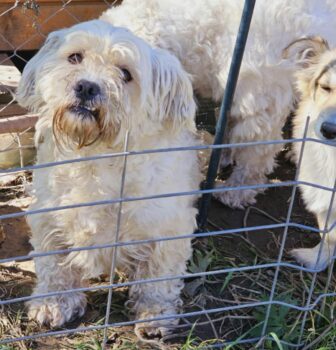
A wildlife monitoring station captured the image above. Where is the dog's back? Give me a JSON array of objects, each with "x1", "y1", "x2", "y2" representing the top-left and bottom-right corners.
[
  {"x1": 101, "y1": 0, "x2": 336, "y2": 209},
  {"x1": 102, "y1": 0, "x2": 336, "y2": 100}
]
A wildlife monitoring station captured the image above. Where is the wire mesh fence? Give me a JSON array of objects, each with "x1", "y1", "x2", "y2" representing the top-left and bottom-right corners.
[
  {"x1": 1, "y1": 1, "x2": 336, "y2": 350},
  {"x1": 2, "y1": 129, "x2": 336, "y2": 350}
]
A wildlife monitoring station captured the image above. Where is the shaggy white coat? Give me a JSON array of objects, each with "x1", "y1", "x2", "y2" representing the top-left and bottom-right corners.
[
  {"x1": 101, "y1": 0, "x2": 336, "y2": 207},
  {"x1": 16, "y1": 20, "x2": 201, "y2": 339},
  {"x1": 288, "y1": 37, "x2": 336, "y2": 270}
]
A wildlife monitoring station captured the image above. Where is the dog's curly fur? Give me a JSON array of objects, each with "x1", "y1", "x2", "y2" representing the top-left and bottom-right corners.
[
  {"x1": 101, "y1": 0, "x2": 336, "y2": 208},
  {"x1": 287, "y1": 37, "x2": 336, "y2": 270},
  {"x1": 16, "y1": 20, "x2": 201, "y2": 339}
]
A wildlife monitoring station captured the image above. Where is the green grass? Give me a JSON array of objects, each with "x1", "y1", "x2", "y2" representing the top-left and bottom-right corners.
[
  {"x1": 75, "y1": 339, "x2": 102, "y2": 350},
  {"x1": 248, "y1": 292, "x2": 300, "y2": 349}
]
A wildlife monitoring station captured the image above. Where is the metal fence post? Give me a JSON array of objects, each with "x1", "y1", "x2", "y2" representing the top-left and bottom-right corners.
[{"x1": 197, "y1": 0, "x2": 256, "y2": 230}]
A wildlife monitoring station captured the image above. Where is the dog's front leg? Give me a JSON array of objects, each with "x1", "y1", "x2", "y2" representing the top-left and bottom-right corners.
[
  {"x1": 213, "y1": 71, "x2": 293, "y2": 208},
  {"x1": 28, "y1": 253, "x2": 86, "y2": 327},
  {"x1": 291, "y1": 211, "x2": 336, "y2": 270},
  {"x1": 214, "y1": 113, "x2": 285, "y2": 208},
  {"x1": 128, "y1": 239, "x2": 191, "y2": 341}
]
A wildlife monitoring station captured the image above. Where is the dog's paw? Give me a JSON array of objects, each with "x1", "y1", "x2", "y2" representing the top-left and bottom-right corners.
[
  {"x1": 27, "y1": 292, "x2": 87, "y2": 328},
  {"x1": 290, "y1": 246, "x2": 331, "y2": 271},
  {"x1": 214, "y1": 189, "x2": 257, "y2": 209},
  {"x1": 214, "y1": 180, "x2": 257, "y2": 209},
  {"x1": 135, "y1": 322, "x2": 170, "y2": 342},
  {"x1": 134, "y1": 310, "x2": 178, "y2": 343}
]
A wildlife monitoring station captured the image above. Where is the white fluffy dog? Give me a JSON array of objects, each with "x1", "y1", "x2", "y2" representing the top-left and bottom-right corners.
[
  {"x1": 286, "y1": 37, "x2": 336, "y2": 270},
  {"x1": 16, "y1": 20, "x2": 201, "y2": 339},
  {"x1": 101, "y1": 0, "x2": 336, "y2": 208}
]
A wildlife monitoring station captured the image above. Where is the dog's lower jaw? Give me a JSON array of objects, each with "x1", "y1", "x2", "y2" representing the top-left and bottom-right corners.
[{"x1": 53, "y1": 107, "x2": 104, "y2": 149}]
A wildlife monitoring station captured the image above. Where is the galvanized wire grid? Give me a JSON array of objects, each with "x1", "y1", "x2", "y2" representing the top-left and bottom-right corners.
[
  {"x1": 1, "y1": 0, "x2": 336, "y2": 349},
  {"x1": 0, "y1": 134, "x2": 336, "y2": 349}
]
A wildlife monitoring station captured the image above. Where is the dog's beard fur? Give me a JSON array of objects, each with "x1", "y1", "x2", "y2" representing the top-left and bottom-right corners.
[{"x1": 52, "y1": 105, "x2": 113, "y2": 150}]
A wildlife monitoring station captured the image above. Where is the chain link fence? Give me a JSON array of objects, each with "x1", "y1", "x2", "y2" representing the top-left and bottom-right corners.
[{"x1": 1, "y1": 1, "x2": 336, "y2": 349}]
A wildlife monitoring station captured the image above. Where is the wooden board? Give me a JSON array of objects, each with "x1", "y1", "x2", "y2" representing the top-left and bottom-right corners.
[
  {"x1": 0, "y1": 0, "x2": 122, "y2": 51},
  {"x1": 0, "y1": 59, "x2": 21, "y2": 88},
  {"x1": 0, "y1": 104, "x2": 28, "y2": 119},
  {"x1": 0, "y1": 53, "x2": 36, "y2": 133}
]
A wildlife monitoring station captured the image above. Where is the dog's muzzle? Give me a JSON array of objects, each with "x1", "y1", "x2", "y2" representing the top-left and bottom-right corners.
[
  {"x1": 321, "y1": 121, "x2": 336, "y2": 140},
  {"x1": 74, "y1": 79, "x2": 101, "y2": 101},
  {"x1": 315, "y1": 111, "x2": 336, "y2": 142},
  {"x1": 71, "y1": 79, "x2": 101, "y2": 119}
]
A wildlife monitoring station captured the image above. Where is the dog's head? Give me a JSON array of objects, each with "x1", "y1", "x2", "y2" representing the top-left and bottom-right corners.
[
  {"x1": 17, "y1": 20, "x2": 196, "y2": 149},
  {"x1": 283, "y1": 36, "x2": 336, "y2": 141}
]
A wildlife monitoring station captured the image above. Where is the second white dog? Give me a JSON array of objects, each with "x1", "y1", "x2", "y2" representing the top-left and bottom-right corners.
[
  {"x1": 101, "y1": 0, "x2": 336, "y2": 208},
  {"x1": 286, "y1": 36, "x2": 336, "y2": 270}
]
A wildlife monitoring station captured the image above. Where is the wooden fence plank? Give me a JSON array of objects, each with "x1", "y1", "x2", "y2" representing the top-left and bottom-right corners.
[
  {"x1": 0, "y1": 0, "x2": 121, "y2": 51},
  {"x1": 0, "y1": 114, "x2": 38, "y2": 133}
]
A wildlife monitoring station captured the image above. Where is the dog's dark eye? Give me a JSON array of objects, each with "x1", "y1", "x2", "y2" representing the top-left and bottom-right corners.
[
  {"x1": 68, "y1": 53, "x2": 83, "y2": 65},
  {"x1": 121, "y1": 68, "x2": 132, "y2": 83},
  {"x1": 321, "y1": 85, "x2": 332, "y2": 93}
]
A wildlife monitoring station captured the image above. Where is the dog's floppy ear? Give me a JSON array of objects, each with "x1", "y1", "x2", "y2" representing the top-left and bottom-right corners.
[
  {"x1": 16, "y1": 30, "x2": 63, "y2": 111},
  {"x1": 282, "y1": 36, "x2": 329, "y2": 68},
  {"x1": 150, "y1": 48, "x2": 196, "y2": 130}
]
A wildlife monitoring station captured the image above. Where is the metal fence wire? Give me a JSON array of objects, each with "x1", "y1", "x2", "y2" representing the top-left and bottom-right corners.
[{"x1": 1, "y1": 1, "x2": 336, "y2": 349}]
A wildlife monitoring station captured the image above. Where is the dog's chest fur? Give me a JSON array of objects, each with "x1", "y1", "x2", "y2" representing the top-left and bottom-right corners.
[
  {"x1": 29, "y1": 126, "x2": 199, "y2": 277},
  {"x1": 294, "y1": 105, "x2": 336, "y2": 214}
]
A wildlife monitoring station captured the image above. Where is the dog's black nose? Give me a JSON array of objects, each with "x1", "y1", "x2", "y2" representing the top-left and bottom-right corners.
[
  {"x1": 74, "y1": 80, "x2": 100, "y2": 100},
  {"x1": 321, "y1": 122, "x2": 336, "y2": 140}
]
